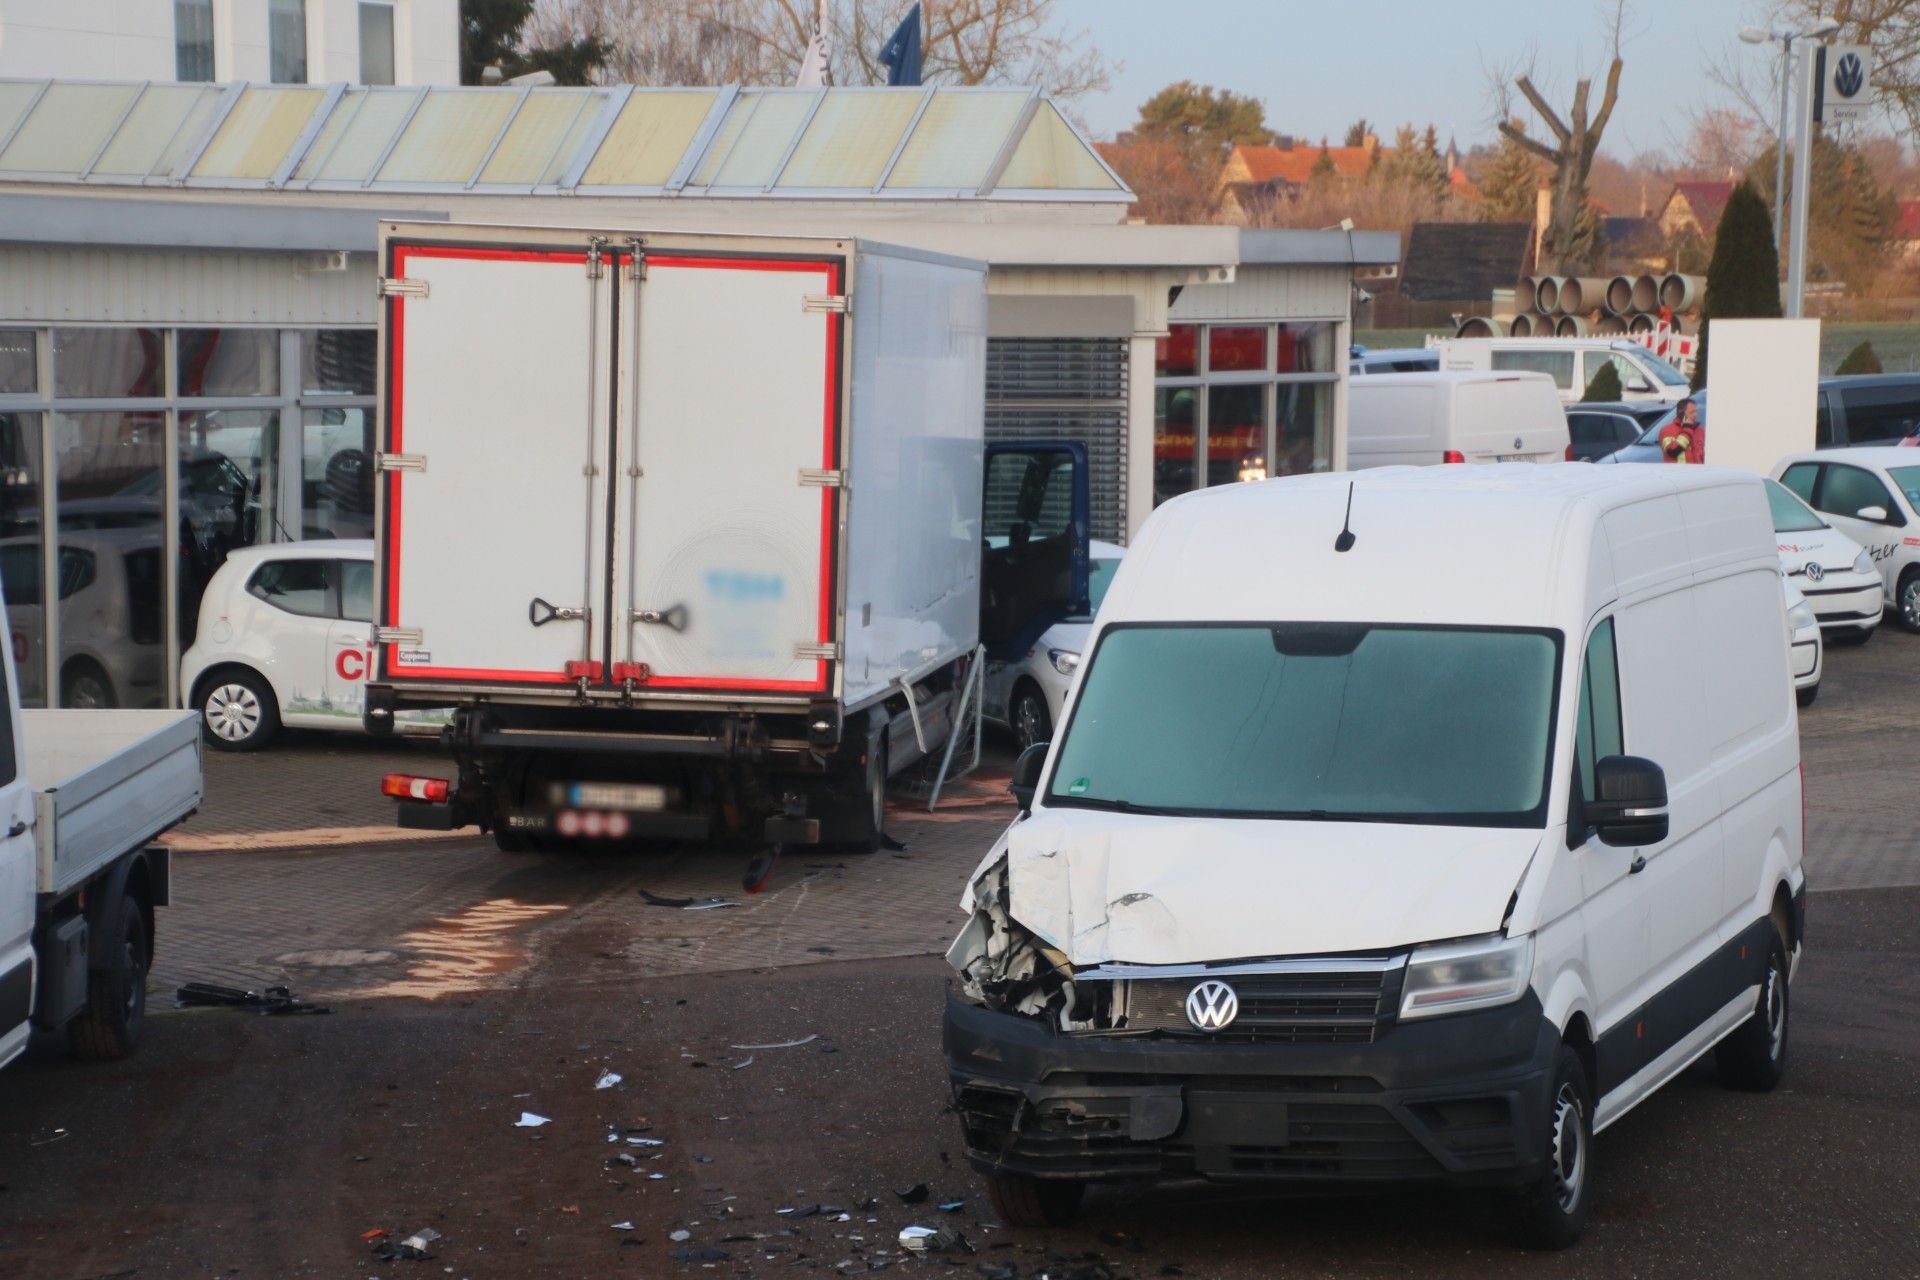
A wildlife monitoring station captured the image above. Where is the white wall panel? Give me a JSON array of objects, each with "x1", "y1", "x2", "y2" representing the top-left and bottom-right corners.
[
  {"x1": 1170, "y1": 265, "x2": 1351, "y2": 321},
  {"x1": 0, "y1": 246, "x2": 375, "y2": 326}
]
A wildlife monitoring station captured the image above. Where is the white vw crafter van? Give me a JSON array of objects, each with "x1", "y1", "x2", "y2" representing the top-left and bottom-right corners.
[{"x1": 945, "y1": 466, "x2": 1805, "y2": 1248}]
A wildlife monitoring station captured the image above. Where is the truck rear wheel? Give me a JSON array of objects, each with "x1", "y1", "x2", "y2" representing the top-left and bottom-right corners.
[{"x1": 68, "y1": 893, "x2": 148, "y2": 1061}]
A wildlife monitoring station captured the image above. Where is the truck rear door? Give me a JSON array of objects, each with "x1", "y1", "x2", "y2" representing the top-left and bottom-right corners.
[
  {"x1": 616, "y1": 253, "x2": 844, "y2": 694},
  {"x1": 377, "y1": 239, "x2": 619, "y2": 687}
]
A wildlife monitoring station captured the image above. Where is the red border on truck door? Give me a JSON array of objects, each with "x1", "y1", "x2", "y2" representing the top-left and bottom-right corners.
[
  {"x1": 630, "y1": 255, "x2": 841, "y2": 695},
  {"x1": 382, "y1": 243, "x2": 595, "y2": 686}
]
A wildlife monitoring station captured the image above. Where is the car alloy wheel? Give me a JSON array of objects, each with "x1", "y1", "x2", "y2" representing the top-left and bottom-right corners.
[
  {"x1": 205, "y1": 682, "x2": 263, "y2": 743},
  {"x1": 1902, "y1": 575, "x2": 1920, "y2": 633}
]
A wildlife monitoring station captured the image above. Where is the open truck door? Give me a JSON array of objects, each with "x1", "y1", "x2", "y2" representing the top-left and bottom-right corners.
[{"x1": 979, "y1": 442, "x2": 1089, "y2": 662}]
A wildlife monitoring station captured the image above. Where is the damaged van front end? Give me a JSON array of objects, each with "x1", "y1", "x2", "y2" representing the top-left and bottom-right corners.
[{"x1": 943, "y1": 831, "x2": 1560, "y2": 1211}]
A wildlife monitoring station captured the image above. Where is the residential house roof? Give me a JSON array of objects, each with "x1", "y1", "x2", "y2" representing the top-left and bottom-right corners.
[
  {"x1": 1658, "y1": 180, "x2": 1736, "y2": 238},
  {"x1": 1400, "y1": 220, "x2": 1532, "y2": 302},
  {"x1": 1895, "y1": 198, "x2": 1920, "y2": 241}
]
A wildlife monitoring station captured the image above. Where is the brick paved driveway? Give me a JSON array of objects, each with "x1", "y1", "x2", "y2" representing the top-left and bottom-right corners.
[{"x1": 152, "y1": 629, "x2": 1920, "y2": 1000}]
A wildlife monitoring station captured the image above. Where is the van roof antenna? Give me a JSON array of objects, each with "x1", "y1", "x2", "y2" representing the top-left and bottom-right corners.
[{"x1": 1334, "y1": 482, "x2": 1357, "y2": 553}]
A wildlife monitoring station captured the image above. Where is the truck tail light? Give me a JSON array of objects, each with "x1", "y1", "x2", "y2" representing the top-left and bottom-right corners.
[
  {"x1": 1442, "y1": 450, "x2": 1466, "y2": 464},
  {"x1": 383, "y1": 773, "x2": 451, "y2": 804}
]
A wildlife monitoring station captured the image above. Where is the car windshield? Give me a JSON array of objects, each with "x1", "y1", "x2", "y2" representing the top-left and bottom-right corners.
[
  {"x1": 1765, "y1": 479, "x2": 1827, "y2": 533},
  {"x1": 1047, "y1": 623, "x2": 1562, "y2": 826},
  {"x1": 1066, "y1": 557, "x2": 1121, "y2": 622},
  {"x1": 1889, "y1": 466, "x2": 1920, "y2": 510},
  {"x1": 1639, "y1": 351, "x2": 1690, "y2": 386}
]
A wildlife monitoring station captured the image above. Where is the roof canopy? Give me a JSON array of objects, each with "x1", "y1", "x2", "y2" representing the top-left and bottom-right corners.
[{"x1": 0, "y1": 79, "x2": 1128, "y2": 202}]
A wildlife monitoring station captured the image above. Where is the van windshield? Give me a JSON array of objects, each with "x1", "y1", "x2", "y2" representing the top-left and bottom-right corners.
[
  {"x1": 1047, "y1": 623, "x2": 1562, "y2": 827},
  {"x1": 1638, "y1": 351, "x2": 1690, "y2": 386}
]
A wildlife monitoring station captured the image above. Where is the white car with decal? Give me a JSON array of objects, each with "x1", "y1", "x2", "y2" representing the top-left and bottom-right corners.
[
  {"x1": 181, "y1": 541, "x2": 442, "y2": 750},
  {"x1": 1784, "y1": 580, "x2": 1821, "y2": 707},
  {"x1": 984, "y1": 541, "x2": 1124, "y2": 753},
  {"x1": 1763, "y1": 478, "x2": 1881, "y2": 642},
  {"x1": 1775, "y1": 448, "x2": 1920, "y2": 633}
]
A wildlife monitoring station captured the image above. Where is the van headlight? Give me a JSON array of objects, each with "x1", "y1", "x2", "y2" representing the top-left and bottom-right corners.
[
  {"x1": 1787, "y1": 598, "x2": 1817, "y2": 631},
  {"x1": 1047, "y1": 649, "x2": 1080, "y2": 675},
  {"x1": 1399, "y1": 933, "x2": 1534, "y2": 1020},
  {"x1": 1854, "y1": 550, "x2": 1875, "y2": 576}
]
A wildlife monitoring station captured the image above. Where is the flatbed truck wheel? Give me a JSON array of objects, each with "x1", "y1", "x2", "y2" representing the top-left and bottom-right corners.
[{"x1": 68, "y1": 893, "x2": 148, "y2": 1062}]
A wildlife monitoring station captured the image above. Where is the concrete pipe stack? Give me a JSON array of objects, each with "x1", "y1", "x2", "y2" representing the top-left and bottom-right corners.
[{"x1": 1461, "y1": 273, "x2": 1704, "y2": 339}]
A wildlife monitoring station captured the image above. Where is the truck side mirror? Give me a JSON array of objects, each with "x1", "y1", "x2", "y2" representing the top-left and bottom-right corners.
[
  {"x1": 1010, "y1": 742, "x2": 1049, "y2": 814},
  {"x1": 1589, "y1": 755, "x2": 1669, "y2": 847},
  {"x1": 1856, "y1": 505, "x2": 1889, "y2": 523}
]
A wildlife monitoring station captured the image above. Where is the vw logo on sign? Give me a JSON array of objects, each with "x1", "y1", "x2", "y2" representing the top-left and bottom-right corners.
[
  {"x1": 1513, "y1": 436, "x2": 1524, "y2": 450},
  {"x1": 1835, "y1": 51, "x2": 1866, "y2": 99},
  {"x1": 1185, "y1": 979, "x2": 1240, "y2": 1031},
  {"x1": 1805, "y1": 561, "x2": 1825, "y2": 583}
]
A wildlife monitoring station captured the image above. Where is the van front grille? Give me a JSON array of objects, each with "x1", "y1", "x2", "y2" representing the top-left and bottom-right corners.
[{"x1": 1119, "y1": 967, "x2": 1403, "y2": 1044}]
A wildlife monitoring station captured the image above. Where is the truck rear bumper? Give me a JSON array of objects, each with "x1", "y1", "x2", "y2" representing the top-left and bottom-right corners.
[{"x1": 943, "y1": 992, "x2": 1557, "y2": 1188}]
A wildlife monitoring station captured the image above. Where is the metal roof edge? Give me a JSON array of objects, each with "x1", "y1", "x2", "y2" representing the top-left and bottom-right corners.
[
  {"x1": 1237, "y1": 228, "x2": 1402, "y2": 266},
  {"x1": 0, "y1": 191, "x2": 445, "y2": 252}
]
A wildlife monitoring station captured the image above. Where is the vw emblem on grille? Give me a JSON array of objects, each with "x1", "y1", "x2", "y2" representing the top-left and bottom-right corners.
[
  {"x1": 1805, "y1": 561, "x2": 1825, "y2": 583},
  {"x1": 1185, "y1": 979, "x2": 1240, "y2": 1031}
]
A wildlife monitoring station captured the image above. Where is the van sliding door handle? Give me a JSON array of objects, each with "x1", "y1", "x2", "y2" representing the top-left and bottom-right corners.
[
  {"x1": 1629, "y1": 854, "x2": 1647, "y2": 874},
  {"x1": 7, "y1": 820, "x2": 28, "y2": 839}
]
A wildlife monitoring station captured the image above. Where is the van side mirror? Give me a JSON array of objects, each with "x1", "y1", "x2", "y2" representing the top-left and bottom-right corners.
[
  {"x1": 1589, "y1": 755, "x2": 1669, "y2": 847},
  {"x1": 1010, "y1": 743, "x2": 1049, "y2": 814},
  {"x1": 1856, "y1": 505, "x2": 1889, "y2": 523}
]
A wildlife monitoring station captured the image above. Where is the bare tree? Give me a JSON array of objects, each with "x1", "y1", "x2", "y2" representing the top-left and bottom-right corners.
[
  {"x1": 1494, "y1": 1, "x2": 1627, "y2": 271},
  {"x1": 531, "y1": 0, "x2": 1110, "y2": 99}
]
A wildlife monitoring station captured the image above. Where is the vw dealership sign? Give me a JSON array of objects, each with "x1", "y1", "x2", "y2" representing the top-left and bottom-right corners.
[{"x1": 1821, "y1": 44, "x2": 1872, "y2": 123}]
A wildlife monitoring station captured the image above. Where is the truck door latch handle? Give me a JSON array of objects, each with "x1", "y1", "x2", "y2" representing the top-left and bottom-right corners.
[
  {"x1": 633, "y1": 604, "x2": 688, "y2": 632},
  {"x1": 7, "y1": 820, "x2": 27, "y2": 839},
  {"x1": 528, "y1": 598, "x2": 588, "y2": 627},
  {"x1": 1629, "y1": 854, "x2": 1647, "y2": 875}
]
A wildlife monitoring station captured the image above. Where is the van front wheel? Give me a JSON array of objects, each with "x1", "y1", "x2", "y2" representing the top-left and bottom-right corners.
[
  {"x1": 1513, "y1": 1045, "x2": 1592, "y2": 1249},
  {"x1": 1715, "y1": 934, "x2": 1789, "y2": 1091},
  {"x1": 986, "y1": 1172, "x2": 1083, "y2": 1228}
]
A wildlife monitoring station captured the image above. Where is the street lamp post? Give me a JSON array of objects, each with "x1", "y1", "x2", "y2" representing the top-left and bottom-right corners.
[{"x1": 1740, "y1": 20, "x2": 1841, "y2": 296}]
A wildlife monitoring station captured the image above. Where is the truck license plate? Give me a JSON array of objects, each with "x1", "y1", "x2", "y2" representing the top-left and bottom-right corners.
[{"x1": 565, "y1": 782, "x2": 668, "y2": 811}]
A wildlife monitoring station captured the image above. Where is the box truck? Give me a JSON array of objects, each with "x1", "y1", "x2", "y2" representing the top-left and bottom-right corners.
[{"x1": 367, "y1": 224, "x2": 1087, "y2": 879}]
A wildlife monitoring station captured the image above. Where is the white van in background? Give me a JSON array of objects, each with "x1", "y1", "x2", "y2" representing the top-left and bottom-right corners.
[
  {"x1": 1432, "y1": 338, "x2": 1693, "y2": 404},
  {"x1": 946, "y1": 465, "x2": 1804, "y2": 1248},
  {"x1": 1347, "y1": 371, "x2": 1570, "y2": 469}
]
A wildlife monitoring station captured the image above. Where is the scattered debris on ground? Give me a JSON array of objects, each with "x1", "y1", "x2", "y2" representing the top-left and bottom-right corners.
[
  {"x1": 729, "y1": 1033, "x2": 818, "y2": 1050},
  {"x1": 638, "y1": 889, "x2": 737, "y2": 910},
  {"x1": 513, "y1": 1111, "x2": 550, "y2": 1127},
  {"x1": 174, "y1": 982, "x2": 331, "y2": 1015}
]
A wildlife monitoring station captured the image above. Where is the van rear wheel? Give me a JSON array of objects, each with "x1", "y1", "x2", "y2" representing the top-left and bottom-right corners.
[
  {"x1": 986, "y1": 1172, "x2": 1084, "y2": 1228},
  {"x1": 1512, "y1": 1045, "x2": 1592, "y2": 1249},
  {"x1": 1715, "y1": 934, "x2": 1789, "y2": 1091}
]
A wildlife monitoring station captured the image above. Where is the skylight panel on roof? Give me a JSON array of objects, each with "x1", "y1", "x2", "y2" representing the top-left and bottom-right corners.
[
  {"x1": 700, "y1": 91, "x2": 813, "y2": 187},
  {"x1": 93, "y1": 84, "x2": 225, "y2": 178},
  {"x1": 293, "y1": 88, "x2": 414, "y2": 182},
  {"x1": 0, "y1": 82, "x2": 139, "y2": 175},
  {"x1": 998, "y1": 100, "x2": 1119, "y2": 191},
  {"x1": 577, "y1": 90, "x2": 714, "y2": 188},
  {"x1": 478, "y1": 89, "x2": 596, "y2": 186},
  {"x1": 881, "y1": 89, "x2": 1027, "y2": 190},
  {"x1": 378, "y1": 89, "x2": 516, "y2": 184},
  {"x1": 193, "y1": 86, "x2": 326, "y2": 180},
  {"x1": 774, "y1": 89, "x2": 920, "y2": 189}
]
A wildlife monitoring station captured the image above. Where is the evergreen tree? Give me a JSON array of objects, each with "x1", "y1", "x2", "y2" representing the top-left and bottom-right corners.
[
  {"x1": 1310, "y1": 138, "x2": 1336, "y2": 184},
  {"x1": 1379, "y1": 124, "x2": 1448, "y2": 196},
  {"x1": 1344, "y1": 118, "x2": 1373, "y2": 148},
  {"x1": 1582, "y1": 359, "x2": 1623, "y2": 403},
  {"x1": 1479, "y1": 122, "x2": 1546, "y2": 222},
  {"x1": 1835, "y1": 340, "x2": 1883, "y2": 375},
  {"x1": 459, "y1": 0, "x2": 610, "y2": 85},
  {"x1": 1748, "y1": 136, "x2": 1898, "y2": 291},
  {"x1": 1692, "y1": 182, "x2": 1781, "y2": 391}
]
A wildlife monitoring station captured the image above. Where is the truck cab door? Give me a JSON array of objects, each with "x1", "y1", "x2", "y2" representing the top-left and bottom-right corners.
[
  {"x1": 979, "y1": 443, "x2": 1090, "y2": 663},
  {"x1": 0, "y1": 621, "x2": 35, "y2": 1067}
]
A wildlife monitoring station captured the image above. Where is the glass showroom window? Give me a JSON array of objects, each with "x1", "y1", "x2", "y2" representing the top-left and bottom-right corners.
[{"x1": 1154, "y1": 321, "x2": 1338, "y2": 507}]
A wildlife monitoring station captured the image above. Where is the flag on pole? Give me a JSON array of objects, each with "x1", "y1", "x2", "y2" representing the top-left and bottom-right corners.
[
  {"x1": 796, "y1": 0, "x2": 832, "y2": 87},
  {"x1": 878, "y1": 3, "x2": 923, "y2": 86}
]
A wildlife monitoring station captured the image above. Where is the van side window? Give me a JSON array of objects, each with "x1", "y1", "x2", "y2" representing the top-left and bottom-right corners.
[
  {"x1": 1815, "y1": 398, "x2": 1834, "y2": 448},
  {"x1": 1838, "y1": 384, "x2": 1920, "y2": 446},
  {"x1": 1491, "y1": 349, "x2": 1575, "y2": 391},
  {"x1": 1778, "y1": 463, "x2": 1818, "y2": 505},
  {"x1": 1573, "y1": 618, "x2": 1623, "y2": 815}
]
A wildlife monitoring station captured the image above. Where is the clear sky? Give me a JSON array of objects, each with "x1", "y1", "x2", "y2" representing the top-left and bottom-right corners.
[{"x1": 1052, "y1": 0, "x2": 1765, "y2": 159}]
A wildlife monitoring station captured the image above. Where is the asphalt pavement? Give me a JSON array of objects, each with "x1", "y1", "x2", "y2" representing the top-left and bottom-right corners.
[{"x1": 1, "y1": 629, "x2": 1917, "y2": 1278}]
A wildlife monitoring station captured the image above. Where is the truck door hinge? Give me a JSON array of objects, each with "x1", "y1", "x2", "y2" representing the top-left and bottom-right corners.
[
  {"x1": 378, "y1": 276, "x2": 429, "y2": 298},
  {"x1": 374, "y1": 627, "x2": 423, "y2": 645},
  {"x1": 794, "y1": 642, "x2": 841, "y2": 661},
  {"x1": 587, "y1": 236, "x2": 608, "y2": 279},
  {"x1": 802, "y1": 294, "x2": 849, "y2": 315},
  {"x1": 375, "y1": 453, "x2": 426, "y2": 473},
  {"x1": 798, "y1": 468, "x2": 844, "y2": 489}
]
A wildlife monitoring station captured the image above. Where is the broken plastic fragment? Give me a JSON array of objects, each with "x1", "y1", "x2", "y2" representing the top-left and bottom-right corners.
[
  {"x1": 611, "y1": 1221, "x2": 634, "y2": 1231},
  {"x1": 595, "y1": 1070, "x2": 623, "y2": 1090},
  {"x1": 514, "y1": 1112, "x2": 551, "y2": 1127},
  {"x1": 627, "y1": 1136, "x2": 665, "y2": 1147},
  {"x1": 728, "y1": 1034, "x2": 818, "y2": 1050},
  {"x1": 670, "y1": 1229, "x2": 692, "y2": 1242},
  {"x1": 938, "y1": 1200, "x2": 965, "y2": 1213},
  {"x1": 731, "y1": 1056, "x2": 755, "y2": 1070},
  {"x1": 640, "y1": 889, "x2": 738, "y2": 910},
  {"x1": 894, "y1": 1183, "x2": 930, "y2": 1204},
  {"x1": 898, "y1": 1226, "x2": 970, "y2": 1255},
  {"x1": 175, "y1": 981, "x2": 331, "y2": 1016}
]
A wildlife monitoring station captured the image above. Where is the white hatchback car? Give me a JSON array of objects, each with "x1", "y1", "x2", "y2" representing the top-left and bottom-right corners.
[
  {"x1": 1775, "y1": 447, "x2": 1920, "y2": 633},
  {"x1": 984, "y1": 540, "x2": 1124, "y2": 753},
  {"x1": 1763, "y1": 477, "x2": 1882, "y2": 642},
  {"x1": 181, "y1": 540, "x2": 439, "y2": 750}
]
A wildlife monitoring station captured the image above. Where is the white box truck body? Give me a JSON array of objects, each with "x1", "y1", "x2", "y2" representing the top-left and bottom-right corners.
[{"x1": 367, "y1": 224, "x2": 1086, "y2": 858}]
